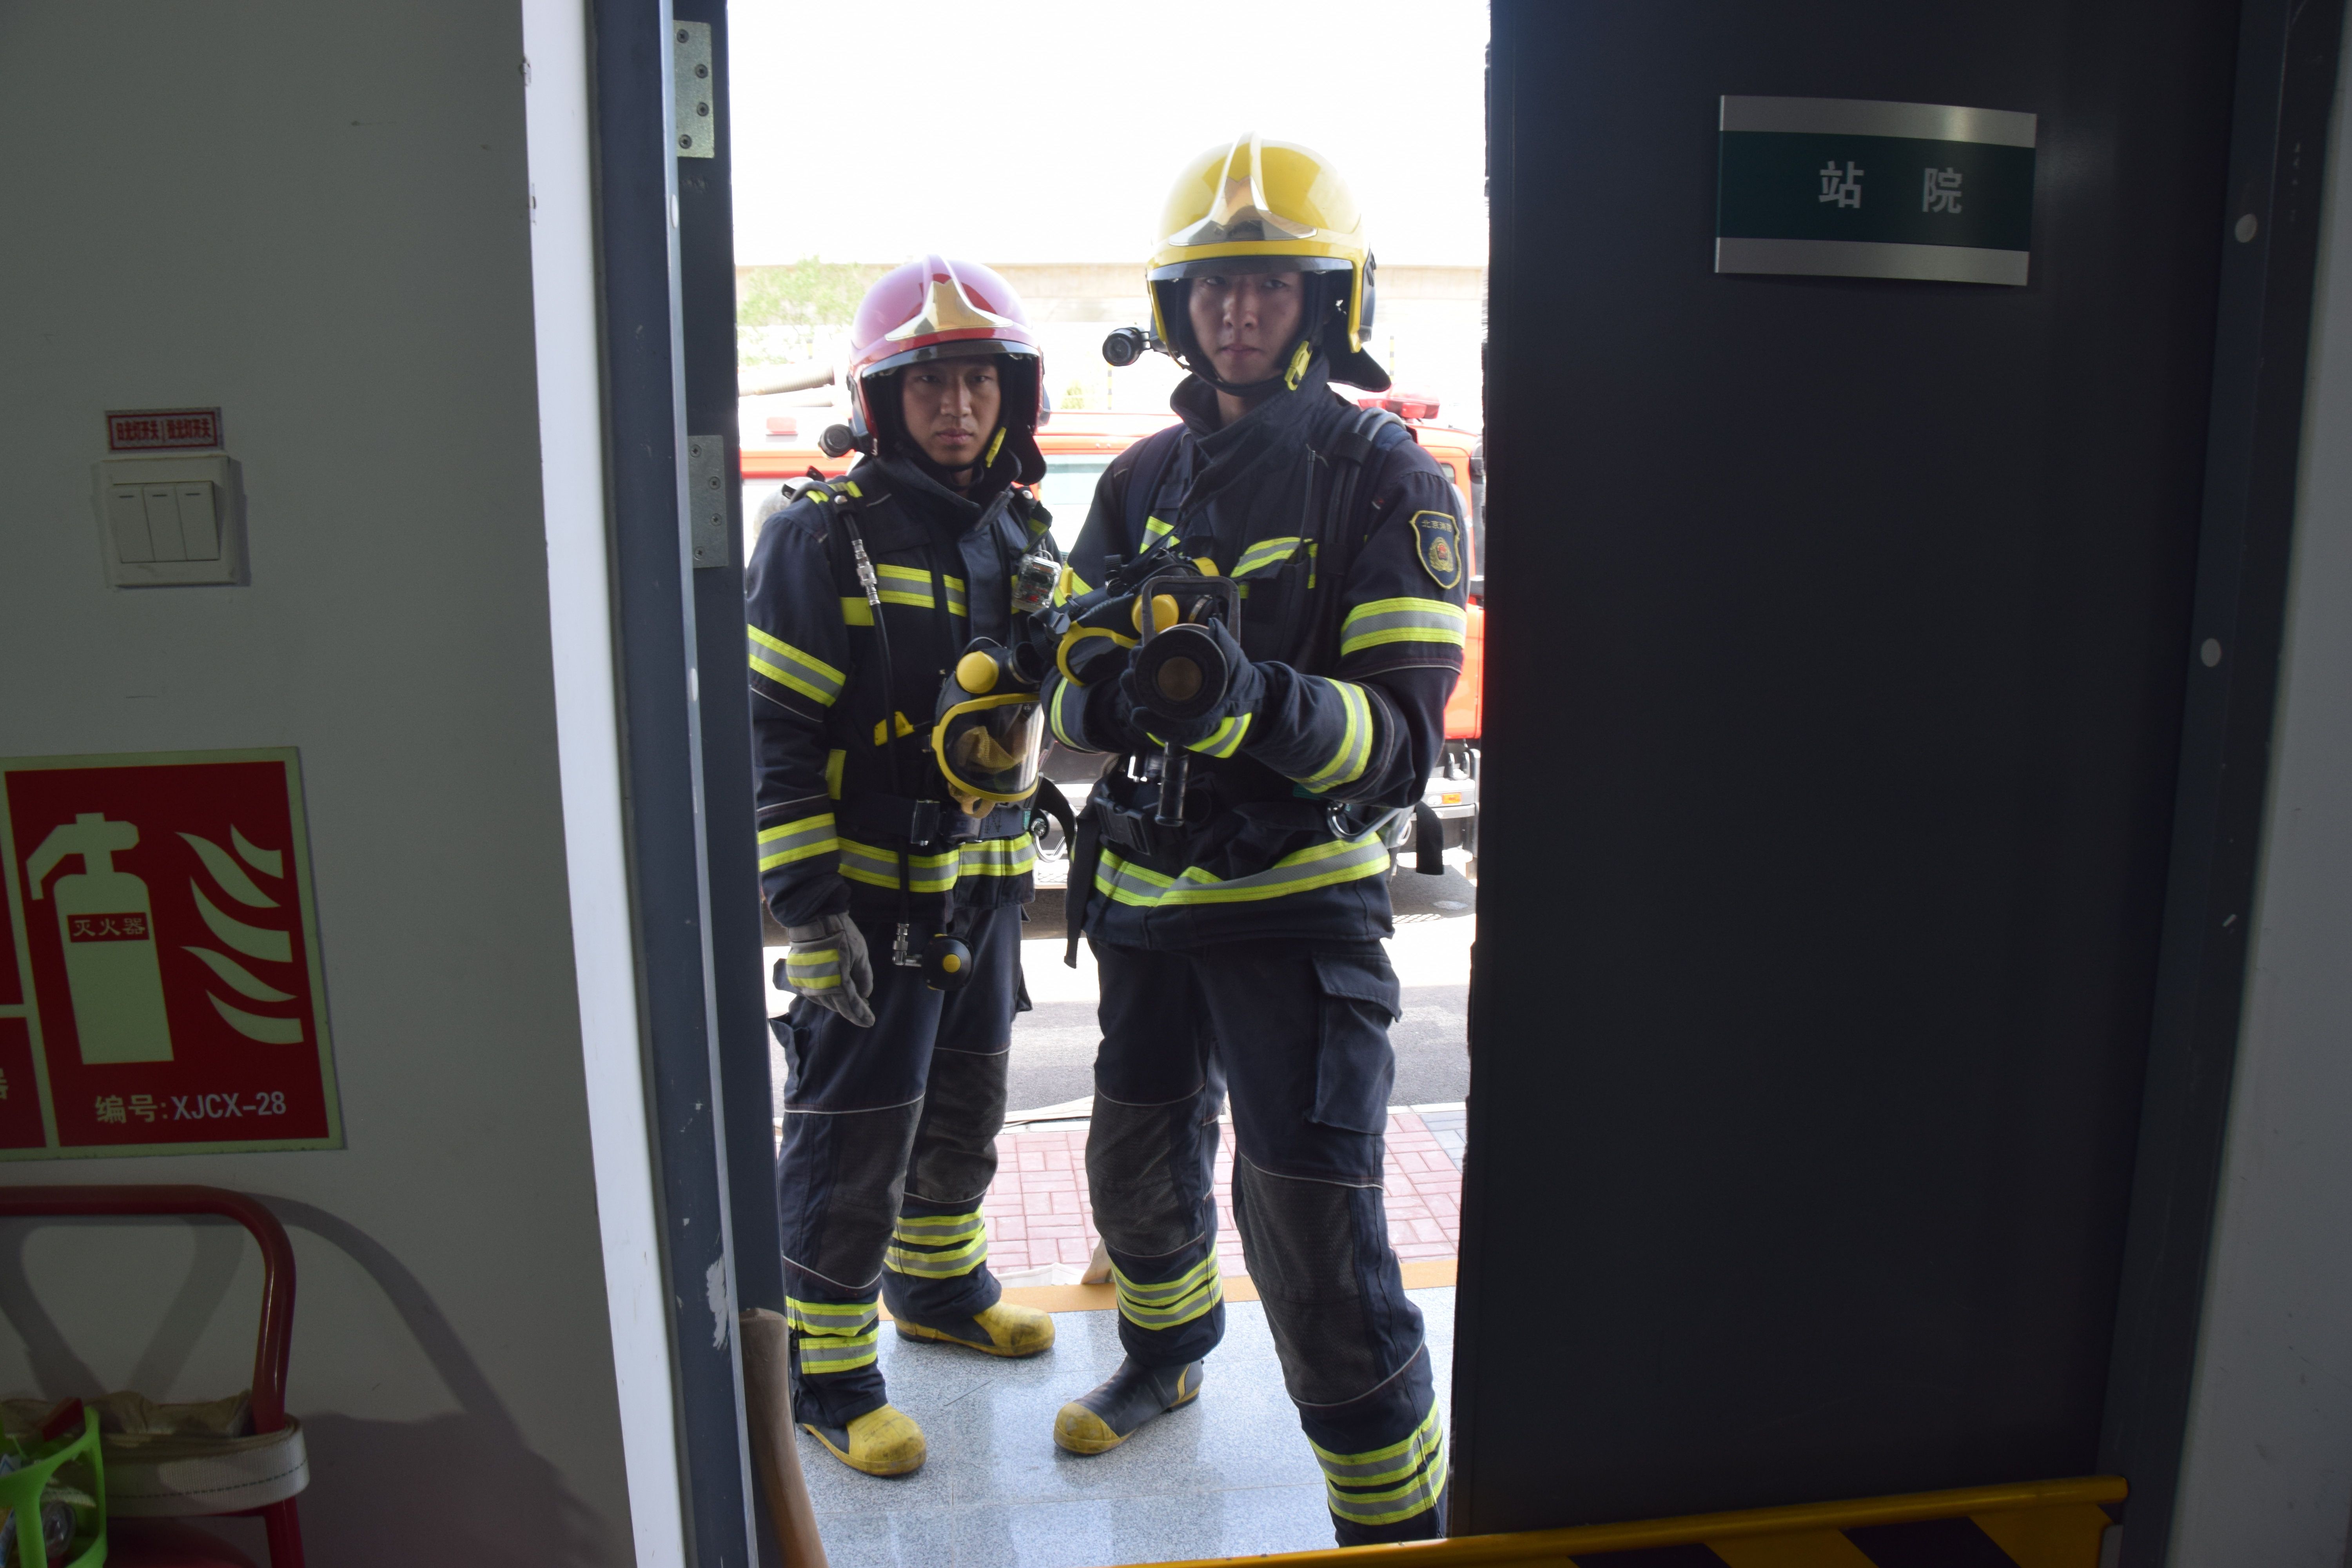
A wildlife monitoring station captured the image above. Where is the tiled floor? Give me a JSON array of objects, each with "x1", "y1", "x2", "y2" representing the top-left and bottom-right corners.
[
  {"x1": 799, "y1": 1288, "x2": 1457, "y2": 1568},
  {"x1": 984, "y1": 1109, "x2": 1464, "y2": 1276}
]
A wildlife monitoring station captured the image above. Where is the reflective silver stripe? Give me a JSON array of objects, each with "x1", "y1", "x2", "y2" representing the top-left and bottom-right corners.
[
  {"x1": 1325, "y1": 1451, "x2": 1446, "y2": 1524},
  {"x1": 894, "y1": 1211, "x2": 984, "y2": 1243},
  {"x1": 1317, "y1": 1405, "x2": 1446, "y2": 1525},
  {"x1": 838, "y1": 837, "x2": 960, "y2": 893},
  {"x1": 1310, "y1": 1402, "x2": 1444, "y2": 1484},
  {"x1": 1232, "y1": 535, "x2": 1304, "y2": 577},
  {"x1": 945, "y1": 574, "x2": 968, "y2": 618},
  {"x1": 1340, "y1": 597, "x2": 1468, "y2": 657},
  {"x1": 1295, "y1": 679, "x2": 1373, "y2": 791},
  {"x1": 1113, "y1": 1254, "x2": 1222, "y2": 1331},
  {"x1": 788, "y1": 1294, "x2": 882, "y2": 1374},
  {"x1": 1143, "y1": 516, "x2": 1176, "y2": 546},
  {"x1": 786, "y1": 1296, "x2": 878, "y2": 1334},
  {"x1": 873, "y1": 563, "x2": 935, "y2": 610},
  {"x1": 1094, "y1": 832, "x2": 1389, "y2": 909},
  {"x1": 796, "y1": 1330, "x2": 880, "y2": 1373},
  {"x1": 1187, "y1": 713, "x2": 1250, "y2": 759},
  {"x1": 758, "y1": 813, "x2": 838, "y2": 870},
  {"x1": 960, "y1": 834, "x2": 1036, "y2": 877},
  {"x1": 784, "y1": 947, "x2": 843, "y2": 990},
  {"x1": 748, "y1": 624, "x2": 847, "y2": 706},
  {"x1": 886, "y1": 1232, "x2": 988, "y2": 1278}
]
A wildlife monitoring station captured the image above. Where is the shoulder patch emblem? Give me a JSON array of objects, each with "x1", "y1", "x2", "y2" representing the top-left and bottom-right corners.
[{"x1": 1409, "y1": 510, "x2": 1464, "y2": 590}]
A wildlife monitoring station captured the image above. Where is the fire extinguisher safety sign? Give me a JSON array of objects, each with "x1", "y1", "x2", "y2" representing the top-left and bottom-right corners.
[{"x1": 0, "y1": 748, "x2": 342, "y2": 1158}]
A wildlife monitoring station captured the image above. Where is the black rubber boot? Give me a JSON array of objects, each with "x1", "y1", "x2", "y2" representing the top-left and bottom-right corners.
[{"x1": 1051, "y1": 1357, "x2": 1205, "y2": 1454}]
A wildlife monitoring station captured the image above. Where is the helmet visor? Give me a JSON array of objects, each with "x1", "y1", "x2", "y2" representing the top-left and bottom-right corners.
[{"x1": 934, "y1": 695, "x2": 1044, "y2": 805}]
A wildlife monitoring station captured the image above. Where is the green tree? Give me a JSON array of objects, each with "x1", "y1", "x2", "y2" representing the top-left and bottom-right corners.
[{"x1": 736, "y1": 260, "x2": 889, "y2": 364}]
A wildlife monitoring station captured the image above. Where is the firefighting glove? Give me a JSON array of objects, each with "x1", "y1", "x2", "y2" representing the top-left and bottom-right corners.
[
  {"x1": 777, "y1": 914, "x2": 876, "y2": 1028},
  {"x1": 1121, "y1": 616, "x2": 1267, "y2": 750}
]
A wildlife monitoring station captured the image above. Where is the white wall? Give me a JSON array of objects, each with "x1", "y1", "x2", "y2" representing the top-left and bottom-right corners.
[
  {"x1": 2170, "y1": 23, "x2": 2352, "y2": 1567},
  {"x1": 0, "y1": 3, "x2": 653, "y2": 1561}
]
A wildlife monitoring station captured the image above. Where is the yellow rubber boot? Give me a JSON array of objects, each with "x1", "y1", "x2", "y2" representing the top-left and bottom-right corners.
[
  {"x1": 800, "y1": 1403, "x2": 927, "y2": 1477},
  {"x1": 1054, "y1": 1358, "x2": 1204, "y2": 1455},
  {"x1": 896, "y1": 1300, "x2": 1056, "y2": 1358}
]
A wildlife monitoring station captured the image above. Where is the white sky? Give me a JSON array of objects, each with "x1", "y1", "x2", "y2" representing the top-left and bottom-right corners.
[{"x1": 728, "y1": 0, "x2": 1490, "y2": 267}]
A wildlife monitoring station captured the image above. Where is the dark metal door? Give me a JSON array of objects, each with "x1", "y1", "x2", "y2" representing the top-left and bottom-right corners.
[{"x1": 1462, "y1": 3, "x2": 2340, "y2": 1558}]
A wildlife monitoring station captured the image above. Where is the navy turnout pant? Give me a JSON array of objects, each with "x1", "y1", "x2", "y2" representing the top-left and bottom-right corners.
[
  {"x1": 1085, "y1": 938, "x2": 1447, "y2": 1544},
  {"x1": 773, "y1": 903, "x2": 1022, "y2": 1426}
]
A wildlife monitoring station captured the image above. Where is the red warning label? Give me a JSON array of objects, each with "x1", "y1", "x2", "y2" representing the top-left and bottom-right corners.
[
  {"x1": 106, "y1": 408, "x2": 223, "y2": 451},
  {"x1": 1, "y1": 748, "x2": 341, "y2": 1158}
]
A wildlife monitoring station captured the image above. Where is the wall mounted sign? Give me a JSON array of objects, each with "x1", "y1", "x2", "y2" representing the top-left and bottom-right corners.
[
  {"x1": 1716, "y1": 96, "x2": 2038, "y2": 285},
  {"x1": 0, "y1": 748, "x2": 342, "y2": 1158}
]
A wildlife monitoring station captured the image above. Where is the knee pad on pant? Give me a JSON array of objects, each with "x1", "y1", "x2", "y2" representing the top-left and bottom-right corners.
[
  {"x1": 1232, "y1": 1156, "x2": 1392, "y2": 1406},
  {"x1": 904, "y1": 1046, "x2": 1009, "y2": 1207},
  {"x1": 777, "y1": 1099, "x2": 922, "y2": 1290},
  {"x1": 1087, "y1": 1089, "x2": 1219, "y2": 1259}
]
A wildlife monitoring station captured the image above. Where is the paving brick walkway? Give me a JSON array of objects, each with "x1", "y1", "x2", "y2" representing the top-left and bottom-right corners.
[{"x1": 983, "y1": 1109, "x2": 1462, "y2": 1275}]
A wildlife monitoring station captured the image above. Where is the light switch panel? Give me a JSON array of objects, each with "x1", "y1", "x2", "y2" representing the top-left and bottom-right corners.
[{"x1": 93, "y1": 454, "x2": 243, "y2": 586}]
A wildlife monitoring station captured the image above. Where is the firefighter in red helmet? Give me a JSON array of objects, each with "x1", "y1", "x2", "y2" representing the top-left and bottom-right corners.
[{"x1": 746, "y1": 257, "x2": 1063, "y2": 1477}]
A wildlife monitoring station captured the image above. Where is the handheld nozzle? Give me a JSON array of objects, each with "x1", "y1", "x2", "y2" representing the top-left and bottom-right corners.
[{"x1": 27, "y1": 813, "x2": 139, "y2": 898}]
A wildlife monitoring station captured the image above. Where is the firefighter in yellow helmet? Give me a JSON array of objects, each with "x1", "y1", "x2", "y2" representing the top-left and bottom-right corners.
[{"x1": 1042, "y1": 135, "x2": 1465, "y2": 1544}]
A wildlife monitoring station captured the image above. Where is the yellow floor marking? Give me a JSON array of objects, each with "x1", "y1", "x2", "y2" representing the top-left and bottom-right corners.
[
  {"x1": 1707, "y1": 1528, "x2": 1878, "y2": 1567},
  {"x1": 1969, "y1": 1503, "x2": 2113, "y2": 1568}
]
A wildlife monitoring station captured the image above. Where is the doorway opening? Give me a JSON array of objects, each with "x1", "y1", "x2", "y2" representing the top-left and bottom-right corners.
[{"x1": 731, "y1": 2, "x2": 1490, "y2": 1561}]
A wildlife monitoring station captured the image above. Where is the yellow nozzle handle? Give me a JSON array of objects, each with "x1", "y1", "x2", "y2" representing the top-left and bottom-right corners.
[{"x1": 1133, "y1": 593, "x2": 1180, "y2": 636}]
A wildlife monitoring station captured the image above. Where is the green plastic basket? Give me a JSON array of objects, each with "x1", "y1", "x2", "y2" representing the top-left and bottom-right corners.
[{"x1": 0, "y1": 1408, "x2": 106, "y2": 1568}]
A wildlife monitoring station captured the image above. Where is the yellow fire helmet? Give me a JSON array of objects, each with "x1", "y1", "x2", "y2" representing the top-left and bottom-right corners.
[
  {"x1": 933, "y1": 642, "x2": 1045, "y2": 813},
  {"x1": 1146, "y1": 131, "x2": 1390, "y2": 394}
]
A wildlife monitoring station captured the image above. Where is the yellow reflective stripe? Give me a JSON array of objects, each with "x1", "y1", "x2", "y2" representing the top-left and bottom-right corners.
[
  {"x1": 960, "y1": 834, "x2": 1036, "y2": 877},
  {"x1": 786, "y1": 1296, "x2": 878, "y2": 1332},
  {"x1": 1340, "y1": 597, "x2": 1468, "y2": 657},
  {"x1": 1051, "y1": 677, "x2": 1088, "y2": 749},
  {"x1": 1295, "y1": 679, "x2": 1374, "y2": 791},
  {"x1": 783, "y1": 947, "x2": 842, "y2": 989},
  {"x1": 796, "y1": 1330, "x2": 878, "y2": 1373},
  {"x1": 1308, "y1": 539, "x2": 1319, "y2": 590},
  {"x1": 1232, "y1": 535, "x2": 1304, "y2": 577},
  {"x1": 1310, "y1": 1400, "x2": 1444, "y2": 1484},
  {"x1": 748, "y1": 624, "x2": 847, "y2": 706},
  {"x1": 758, "y1": 813, "x2": 838, "y2": 869},
  {"x1": 1094, "y1": 833, "x2": 1389, "y2": 909},
  {"x1": 788, "y1": 1294, "x2": 882, "y2": 1372},
  {"x1": 1143, "y1": 516, "x2": 1176, "y2": 546},
  {"x1": 1112, "y1": 1254, "x2": 1223, "y2": 1331},
  {"x1": 888, "y1": 1211, "x2": 989, "y2": 1276},
  {"x1": 1323, "y1": 1426, "x2": 1447, "y2": 1525},
  {"x1": 945, "y1": 575, "x2": 968, "y2": 617},
  {"x1": 838, "y1": 836, "x2": 960, "y2": 893},
  {"x1": 824, "y1": 749, "x2": 846, "y2": 799},
  {"x1": 1063, "y1": 566, "x2": 1093, "y2": 599},
  {"x1": 886, "y1": 1230, "x2": 989, "y2": 1278},
  {"x1": 873, "y1": 563, "x2": 936, "y2": 610},
  {"x1": 894, "y1": 1211, "x2": 984, "y2": 1242},
  {"x1": 840, "y1": 595, "x2": 875, "y2": 626},
  {"x1": 1187, "y1": 712, "x2": 1251, "y2": 759}
]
